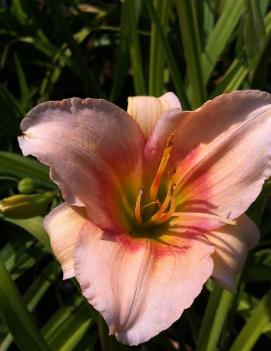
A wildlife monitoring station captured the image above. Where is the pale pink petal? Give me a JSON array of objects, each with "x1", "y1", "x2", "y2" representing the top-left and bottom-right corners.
[
  {"x1": 44, "y1": 203, "x2": 87, "y2": 279},
  {"x1": 206, "y1": 214, "x2": 260, "y2": 292},
  {"x1": 127, "y1": 92, "x2": 181, "y2": 138},
  {"x1": 172, "y1": 90, "x2": 271, "y2": 220},
  {"x1": 19, "y1": 98, "x2": 145, "y2": 230},
  {"x1": 74, "y1": 221, "x2": 214, "y2": 345},
  {"x1": 144, "y1": 108, "x2": 182, "y2": 180}
]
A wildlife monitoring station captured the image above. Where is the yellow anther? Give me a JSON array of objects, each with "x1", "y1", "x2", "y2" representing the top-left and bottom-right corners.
[{"x1": 149, "y1": 132, "x2": 176, "y2": 201}]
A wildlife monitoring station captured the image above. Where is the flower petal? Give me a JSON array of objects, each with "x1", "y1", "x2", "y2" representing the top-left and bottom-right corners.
[
  {"x1": 144, "y1": 108, "x2": 182, "y2": 179},
  {"x1": 44, "y1": 203, "x2": 87, "y2": 279},
  {"x1": 19, "y1": 98, "x2": 145, "y2": 230},
  {"x1": 206, "y1": 214, "x2": 260, "y2": 292},
  {"x1": 173, "y1": 90, "x2": 271, "y2": 220},
  {"x1": 74, "y1": 221, "x2": 214, "y2": 345},
  {"x1": 127, "y1": 92, "x2": 181, "y2": 138}
]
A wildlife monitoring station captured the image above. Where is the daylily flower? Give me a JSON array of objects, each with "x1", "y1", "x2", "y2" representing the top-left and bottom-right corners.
[{"x1": 18, "y1": 90, "x2": 271, "y2": 345}]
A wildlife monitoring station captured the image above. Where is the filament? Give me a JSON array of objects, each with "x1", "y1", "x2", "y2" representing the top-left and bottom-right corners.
[
  {"x1": 149, "y1": 132, "x2": 176, "y2": 201},
  {"x1": 134, "y1": 187, "x2": 144, "y2": 224}
]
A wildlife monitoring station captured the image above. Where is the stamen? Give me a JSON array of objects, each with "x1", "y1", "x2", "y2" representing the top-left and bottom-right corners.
[
  {"x1": 157, "y1": 188, "x2": 176, "y2": 224},
  {"x1": 134, "y1": 187, "x2": 144, "y2": 224},
  {"x1": 141, "y1": 200, "x2": 161, "y2": 210},
  {"x1": 171, "y1": 212, "x2": 237, "y2": 225},
  {"x1": 152, "y1": 182, "x2": 175, "y2": 219},
  {"x1": 145, "y1": 183, "x2": 176, "y2": 227},
  {"x1": 149, "y1": 132, "x2": 176, "y2": 201}
]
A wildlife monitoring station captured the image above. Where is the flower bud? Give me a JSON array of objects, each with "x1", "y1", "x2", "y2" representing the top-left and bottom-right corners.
[
  {"x1": 18, "y1": 178, "x2": 35, "y2": 194},
  {"x1": 0, "y1": 192, "x2": 53, "y2": 219}
]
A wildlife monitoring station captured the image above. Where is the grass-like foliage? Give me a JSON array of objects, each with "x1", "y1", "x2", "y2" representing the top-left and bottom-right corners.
[{"x1": 0, "y1": 0, "x2": 271, "y2": 350}]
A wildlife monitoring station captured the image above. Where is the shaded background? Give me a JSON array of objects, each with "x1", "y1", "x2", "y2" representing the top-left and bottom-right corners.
[{"x1": 0, "y1": 1, "x2": 271, "y2": 350}]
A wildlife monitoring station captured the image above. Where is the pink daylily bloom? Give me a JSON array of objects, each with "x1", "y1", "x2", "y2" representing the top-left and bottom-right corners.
[{"x1": 18, "y1": 90, "x2": 271, "y2": 345}]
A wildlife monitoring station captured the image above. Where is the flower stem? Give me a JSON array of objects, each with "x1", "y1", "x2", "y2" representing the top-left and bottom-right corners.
[{"x1": 196, "y1": 282, "x2": 234, "y2": 351}]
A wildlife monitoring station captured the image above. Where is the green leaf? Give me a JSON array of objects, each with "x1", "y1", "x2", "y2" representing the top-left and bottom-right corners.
[
  {"x1": 42, "y1": 298, "x2": 92, "y2": 351},
  {"x1": 39, "y1": 27, "x2": 91, "y2": 102},
  {"x1": 176, "y1": 0, "x2": 206, "y2": 107},
  {"x1": 0, "y1": 151, "x2": 54, "y2": 189},
  {"x1": 110, "y1": 1, "x2": 130, "y2": 102},
  {"x1": 0, "y1": 84, "x2": 23, "y2": 135},
  {"x1": 251, "y1": 23, "x2": 271, "y2": 88},
  {"x1": 144, "y1": 0, "x2": 190, "y2": 109},
  {"x1": 244, "y1": 0, "x2": 267, "y2": 77},
  {"x1": 14, "y1": 53, "x2": 31, "y2": 111},
  {"x1": 210, "y1": 59, "x2": 247, "y2": 97},
  {"x1": 0, "y1": 262, "x2": 59, "y2": 351},
  {"x1": 148, "y1": 0, "x2": 171, "y2": 96},
  {"x1": 0, "y1": 256, "x2": 50, "y2": 351},
  {"x1": 0, "y1": 234, "x2": 46, "y2": 280},
  {"x1": 3, "y1": 216, "x2": 50, "y2": 250},
  {"x1": 246, "y1": 250, "x2": 271, "y2": 282},
  {"x1": 125, "y1": 0, "x2": 146, "y2": 95},
  {"x1": 46, "y1": 0, "x2": 105, "y2": 98},
  {"x1": 200, "y1": 1, "x2": 215, "y2": 45},
  {"x1": 229, "y1": 290, "x2": 271, "y2": 351},
  {"x1": 202, "y1": 0, "x2": 244, "y2": 82}
]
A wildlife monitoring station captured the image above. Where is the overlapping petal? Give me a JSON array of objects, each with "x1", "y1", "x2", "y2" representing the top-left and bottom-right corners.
[
  {"x1": 207, "y1": 214, "x2": 260, "y2": 292},
  {"x1": 19, "y1": 98, "x2": 145, "y2": 230},
  {"x1": 44, "y1": 203, "x2": 87, "y2": 279},
  {"x1": 172, "y1": 90, "x2": 271, "y2": 220},
  {"x1": 74, "y1": 221, "x2": 214, "y2": 345},
  {"x1": 144, "y1": 108, "x2": 182, "y2": 180},
  {"x1": 127, "y1": 92, "x2": 181, "y2": 138}
]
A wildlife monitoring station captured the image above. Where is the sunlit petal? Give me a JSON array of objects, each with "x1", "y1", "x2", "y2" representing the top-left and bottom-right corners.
[
  {"x1": 44, "y1": 203, "x2": 87, "y2": 279},
  {"x1": 144, "y1": 108, "x2": 182, "y2": 180},
  {"x1": 128, "y1": 92, "x2": 181, "y2": 138},
  {"x1": 206, "y1": 214, "x2": 260, "y2": 292},
  {"x1": 74, "y1": 221, "x2": 214, "y2": 345},
  {"x1": 19, "y1": 98, "x2": 145, "y2": 230},
  {"x1": 19, "y1": 89, "x2": 269, "y2": 345},
  {"x1": 173, "y1": 90, "x2": 271, "y2": 220}
]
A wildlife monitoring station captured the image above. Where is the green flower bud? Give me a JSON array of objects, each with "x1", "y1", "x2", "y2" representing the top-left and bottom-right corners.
[
  {"x1": 18, "y1": 178, "x2": 35, "y2": 194},
  {"x1": 0, "y1": 192, "x2": 53, "y2": 219}
]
